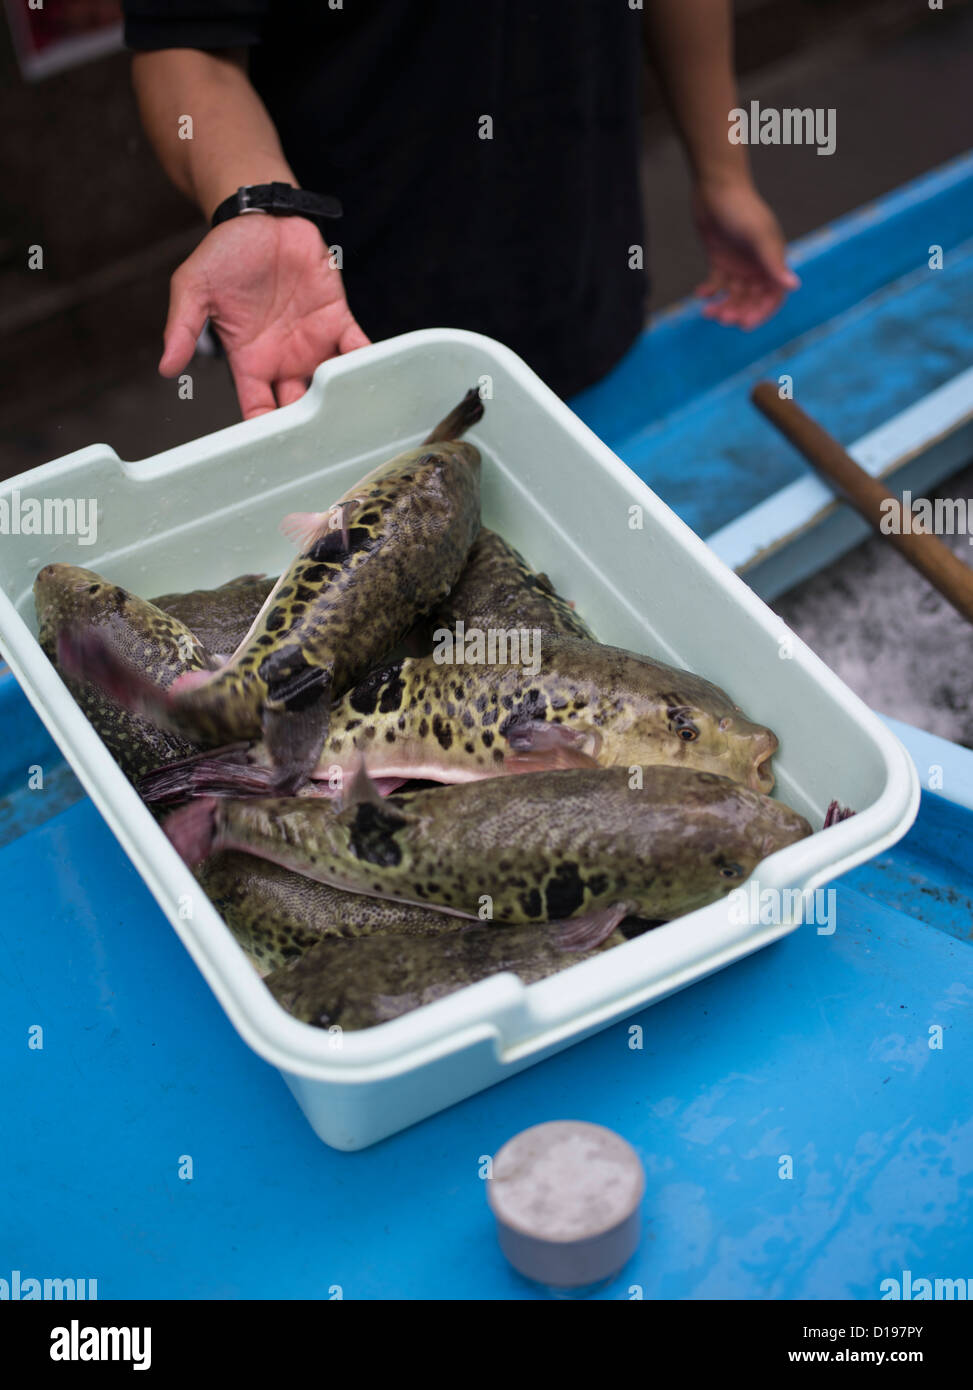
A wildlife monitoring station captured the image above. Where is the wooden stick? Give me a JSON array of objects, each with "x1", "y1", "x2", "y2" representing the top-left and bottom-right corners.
[{"x1": 751, "y1": 381, "x2": 973, "y2": 625}]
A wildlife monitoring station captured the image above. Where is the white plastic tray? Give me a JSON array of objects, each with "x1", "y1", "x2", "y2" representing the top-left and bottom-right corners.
[{"x1": 0, "y1": 329, "x2": 919, "y2": 1150}]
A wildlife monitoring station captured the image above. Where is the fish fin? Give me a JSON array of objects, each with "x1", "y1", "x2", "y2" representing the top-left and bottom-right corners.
[
  {"x1": 281, "y1": 502, "x2": 353, "y2": 556},
  {"x1": 163, "y1": 796, "x2": 220, "y2": 867},
  {"x1": 138, "y1": 748, "x2": 273, "y2": 806},
  {"x1": 261, "y1": 670, "x2": 332, "y2": 796},
  {"x1": 57, "y1": 625, "x2": 175, "y2": 724},
  {"x1": 280, "y1": 511, "x2": 331, "y2": 551},
  {"x1": 170, "y1": 668, "x2": 212, "y2": 695},
  {"x1": 553, "y1": 902, "x2": 635, "y2": 953},
  {"x1": 422, "y1": 387, "x2": 484, "y2": 444},
  {"x1": 823, "y1": 800, "x2": 856, "y2": 828},
  {"x1": 503, "y1": 717, "x2": 602, "y2": 771},
  {"x1": 338, "y1": 759, "x2": 415, "y2": 821},
  {"x1": 218, "y1": 573, "x2": 267, "y2": 588},
  {"x1": 340, "y1": 757, "x2": 389, "y2": 811}
]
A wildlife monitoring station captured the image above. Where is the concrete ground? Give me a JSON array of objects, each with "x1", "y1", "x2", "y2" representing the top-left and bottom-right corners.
[{"x1": 3, "y1": 2, "x2": 972, "y2": 745}]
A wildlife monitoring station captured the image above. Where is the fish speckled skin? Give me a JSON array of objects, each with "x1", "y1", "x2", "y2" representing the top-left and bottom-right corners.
[
  {"x1": 140, "y1": 632, "x2": 778, "y2": 803},
  {"x1": 151, "y1": 575, "x2": 277, "y2": 657},
  {"x1": 316, "y1": 634, "x2": 778, "y2": 791},
  {"x1": 168, "y1": 766, "x2": 812, "y2": 926},
  {"x1": 430, "y1": 528, "x2": 595, "y2": 639},
  {"x1": 146, "y1": 394, "x2": 482, "y2": 745},
  {"x1": 197, "y1": 850, "x2": 465, "y2": 976},
  {"x1": 34, "y1": 563, "x2": 207, "y2": 780},
  {"x1": 264, "y1": 922, "x2": 627, "y2": 1030},
  {"x1": 59, "y1": 393, "x2": 484, "y2": 765}
]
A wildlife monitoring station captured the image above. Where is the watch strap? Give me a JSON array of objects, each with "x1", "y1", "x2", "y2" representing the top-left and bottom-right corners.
[{"x1": 211, "y1": 183, "x2": 343, "y2": 229}]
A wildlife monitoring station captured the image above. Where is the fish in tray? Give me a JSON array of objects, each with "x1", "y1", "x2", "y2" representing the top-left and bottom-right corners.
[
  {"x1": 429, "y1": 527, "x2": 596, "y2": 640},
  {"x1": 33, "y1": 563, "x2": 211, "y2": 781},
  {"x1": 263, "y1": 920, "x2": 631, "y2": 1030},
  {"x1": 164, "y1": 764, "x2": 812, "y2": 949},
  {"x1": 57, "y1": 389, "x2": 484, "y2": 791},
  {"x1": 197, "y1": 851, "x2": 467, "y2": 976},
  {"x1": 140, "y1": 633, "x2": 779, "y2": 803},
  {"x1": 151, "y1": 574, "x2": 277, "y2": 660}
]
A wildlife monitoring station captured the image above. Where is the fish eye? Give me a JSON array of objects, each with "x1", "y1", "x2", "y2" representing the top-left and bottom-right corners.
[
  {"x1": 719, "y1": 862, "x2": 743, "y2": 879},
  {"x1": 669, "y1": 709, "x2": 700, "y2": 742}
]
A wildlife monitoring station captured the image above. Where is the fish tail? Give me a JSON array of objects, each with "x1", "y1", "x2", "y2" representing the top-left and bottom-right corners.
[
  {"x1": 423, "y1": 387, "x2": 484, "y2": 444},
  {"x1": 163, "y1": 795, "x2": 221, "y2": 867},
  {"x1": 823, "y1": 799, "x2": 856, "y2": 827},
  {"x1": 138, "y1": 750, "x2": 274, "y2": 806}
]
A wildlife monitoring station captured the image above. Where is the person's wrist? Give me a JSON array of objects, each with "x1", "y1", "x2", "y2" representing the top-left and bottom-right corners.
[
  {"x1": 209, "y1": 182, "x2": 341, "y2": 234},
  {"x1": 692, "y1": 150, "x2": 754, "y2": 194}
]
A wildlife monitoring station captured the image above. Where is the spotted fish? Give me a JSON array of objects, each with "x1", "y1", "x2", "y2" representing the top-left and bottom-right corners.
[
  {"x1": 140, "y1": 632, "x2": 778, "y2": 803},
  {"x1": 197, "y1": 851, "x2": 466, "y2": 977},
  {"x1": 164, "y1": 765, "x2": 812, "y2": 947},
  {"x1": 151, "y1": 574, "x2": 277, "y2": 659},
  {"x1": 33, "y1": 563, "x2": 209, "y2": 781},
  {"x1": 263, "y1": 921, "x2": 629, "y2": 1030},
  {"x1": 59, "y1": 390, "x2": 484, "y2": 789},
  {"x1": 429, "y1": 527, "x2": 594, "y2": 639}
]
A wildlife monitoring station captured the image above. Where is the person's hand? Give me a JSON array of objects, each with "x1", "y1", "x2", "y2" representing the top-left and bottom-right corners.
[
  {"x1": 160, "y1": 215, "x2": 370, "y2": 418},
  {"x1": 692, "y1": 177, "x2": 799, "y2": 330}
]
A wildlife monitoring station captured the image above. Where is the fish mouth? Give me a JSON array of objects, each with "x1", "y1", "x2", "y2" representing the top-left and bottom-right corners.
[{"x1": 749, "y1": 731, "x2": 778, "y2": 794}]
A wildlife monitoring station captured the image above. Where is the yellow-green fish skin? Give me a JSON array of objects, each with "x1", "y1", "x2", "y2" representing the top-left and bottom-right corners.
[
  {"x1": 190, "y1": 766, "x2": 812, "y2": 926},
  {"x1": 264, "y1": 923, "x2": 626, "y2": 1029},
  {"x1": 197, "y1": 850, "x2": 466, "y2": 976},
  {"x1": 430, "y1": 527, "x2": 594, "y2": 639},
  {"x1": 157, "y1": 430, "x2": 482, "y2": 745},
  {"x1": 34, "y1": 563, "x2": 208, "y2": 780},
  {"x1": 313, "y1": 635, "x2": 777, "y2": 792},
  {"x1": 151, "y1": 575, "x2": 277, "y2": 657}
]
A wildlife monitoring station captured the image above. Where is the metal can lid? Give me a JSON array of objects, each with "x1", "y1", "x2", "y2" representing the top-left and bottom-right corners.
[{"x1": 487, "y1": 1121, "x2": 645, "y2": 1288}]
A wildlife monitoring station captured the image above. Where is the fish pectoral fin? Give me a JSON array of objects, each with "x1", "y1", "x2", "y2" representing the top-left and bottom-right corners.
[
  {"x1": 503, "y1": 717, "x2": 603, "y2": 771},
  {"x1": 280, "y1": 502, "x2": 354, "y2": 555},
  {"x1": 553, "y1": 902, "x2": 635, "y2": 953},
  {"x1": 280, "y1": 511, "x2": 329, "y2": 551},
  {"x1": 262, "y1": 669, "x2": 332, "y2": 796}
]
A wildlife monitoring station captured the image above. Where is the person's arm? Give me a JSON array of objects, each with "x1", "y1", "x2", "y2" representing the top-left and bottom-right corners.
[
  {"x1": 644, "y1": 0, "x2": 799, "y2": 329},
  {"x1": 131, "y1": 47, "x2": 369, "y2": 419},
  {"x1": 132, "y1": 48, "x2": 296, "y2": 217}
]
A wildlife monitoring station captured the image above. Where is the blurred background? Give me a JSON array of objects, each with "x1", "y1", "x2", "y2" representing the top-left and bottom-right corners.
[{"x1": 2, "y1": 0, "x2": 972, "y2": 740}]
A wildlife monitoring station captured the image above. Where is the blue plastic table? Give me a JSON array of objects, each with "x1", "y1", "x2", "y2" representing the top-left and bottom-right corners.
[{"x1": 2, "y1": 668, "x2": 971, "y2": 1300}]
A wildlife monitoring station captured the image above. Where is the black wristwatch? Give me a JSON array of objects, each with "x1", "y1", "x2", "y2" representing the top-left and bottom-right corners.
[{"x1": 211, "y1": 183, "x2": 342, "y2": 234}]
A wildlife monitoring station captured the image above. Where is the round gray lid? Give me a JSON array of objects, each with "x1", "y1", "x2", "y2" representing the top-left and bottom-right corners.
[{"x1": 487, "y1": 1121, "x2": 645, "y2": 1287}]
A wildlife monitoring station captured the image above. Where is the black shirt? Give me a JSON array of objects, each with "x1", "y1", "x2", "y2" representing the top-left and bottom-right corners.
[{"x1": 124, "y1": 1, "x2": 647, "y2": 398}]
